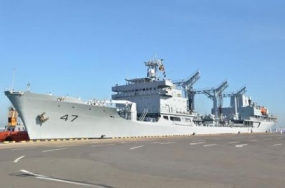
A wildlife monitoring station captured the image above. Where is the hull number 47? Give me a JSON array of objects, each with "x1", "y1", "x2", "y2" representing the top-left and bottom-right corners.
[{"x1": 60, "y1": 114, "x2": 78, "y2": 122}]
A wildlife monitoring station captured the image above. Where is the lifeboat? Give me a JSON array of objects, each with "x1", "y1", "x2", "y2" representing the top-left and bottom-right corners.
[
  {"x1": 260, "y1": 107, "x2": 267, "y2": 115},
  {"x1": 0, "y1": 108, "x2": 29, "y2": 142}
]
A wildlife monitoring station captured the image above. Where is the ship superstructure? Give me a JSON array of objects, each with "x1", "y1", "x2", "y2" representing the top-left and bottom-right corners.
[
  {"x1": 219, "y1": 94, "x2": 276, "y2": 127},
  {"x1": 112, "y1": 58, "x2": 192, "y2": 122},
  {"x1": 4, "y1": 57, "x2": 277, "y2": 140}
]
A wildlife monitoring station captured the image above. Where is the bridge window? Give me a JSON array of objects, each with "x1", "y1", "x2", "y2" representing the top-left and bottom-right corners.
[
  {"x1": 170, "y1": 117, "x2": 181, "y2": 121},
  {"x1": 185, "y1": 118, "x2": 191, "y2": 122}
]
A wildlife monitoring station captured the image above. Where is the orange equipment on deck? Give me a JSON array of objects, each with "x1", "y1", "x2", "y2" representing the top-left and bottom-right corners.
[{"x1": 261, "y1": 107, "x2": 267, "y2": 115}]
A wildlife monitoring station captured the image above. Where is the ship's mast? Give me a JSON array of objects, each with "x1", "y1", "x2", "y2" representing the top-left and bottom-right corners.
[{"x1": 144, "y1": 58, "x2": 165, "y2": 81}]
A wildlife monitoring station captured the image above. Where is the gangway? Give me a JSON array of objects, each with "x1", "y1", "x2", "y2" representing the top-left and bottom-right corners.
[{"x1": 139, "y1": 109, "x2": 148, "y2": 121}]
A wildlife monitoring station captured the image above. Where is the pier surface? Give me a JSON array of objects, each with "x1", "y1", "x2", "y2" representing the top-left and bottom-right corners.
[{"x1": 0, "y1": 133, "x2": 284, "y2": 188}]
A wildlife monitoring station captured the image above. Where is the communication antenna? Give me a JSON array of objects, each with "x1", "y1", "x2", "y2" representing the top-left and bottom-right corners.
[
  {"x1": 27, "y1": 83, "x2": 31, "y2": 92},
  {"x1": 12, "y1": 68, "x2": 16, "y2": 91}
]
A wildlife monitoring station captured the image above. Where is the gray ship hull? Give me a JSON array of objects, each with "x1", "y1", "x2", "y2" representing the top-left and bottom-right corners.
[{"x1": 5, "y1": 91, "x2": 275, "y2": 140}]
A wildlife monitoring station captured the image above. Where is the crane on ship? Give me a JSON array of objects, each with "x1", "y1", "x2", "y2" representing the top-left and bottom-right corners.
[
  {"x1": 173, "y1": 72, "x2": 229, "y2": 118},
  {"x1": 173, "y1": 71, "x2": 200, "y2": 113},
  {"x1": 223, "y1": 86, "x2": 247, "y2": 119},
  {"x1": 183, "y1": 81, "x2": 228, "y2": 119},
  {"x1": 196, "y1": 81, "x2": 229, "y2": 119}
]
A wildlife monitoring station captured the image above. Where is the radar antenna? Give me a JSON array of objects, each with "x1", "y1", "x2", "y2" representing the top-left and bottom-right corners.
[{"x1": 144, "y1": 57, "x2": 166, "y2": 81}]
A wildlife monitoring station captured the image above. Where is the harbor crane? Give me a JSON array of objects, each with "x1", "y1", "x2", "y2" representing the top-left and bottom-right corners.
[{"x1": 173, "y1": 71, "x2": 200, "y2": 112}]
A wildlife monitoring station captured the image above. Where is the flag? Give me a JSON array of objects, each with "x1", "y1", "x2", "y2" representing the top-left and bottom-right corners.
[{"x1": 159, "y1": 64, "x2": 165, "y2": 71}]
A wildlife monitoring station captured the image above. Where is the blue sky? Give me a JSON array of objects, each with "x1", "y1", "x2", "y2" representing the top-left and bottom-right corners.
[{"x1": 0, "y1": 0, "x2": 284, "y2": 127}]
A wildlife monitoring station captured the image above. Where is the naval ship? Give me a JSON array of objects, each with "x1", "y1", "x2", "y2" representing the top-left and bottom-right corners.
[{"x1": 4, "y1": 58, "x2": 277, "y2": 140}]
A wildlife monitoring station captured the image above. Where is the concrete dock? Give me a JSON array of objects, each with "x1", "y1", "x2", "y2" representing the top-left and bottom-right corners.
[{"x1": 0, "y1": 133, "x2": 284, "y2": 188}]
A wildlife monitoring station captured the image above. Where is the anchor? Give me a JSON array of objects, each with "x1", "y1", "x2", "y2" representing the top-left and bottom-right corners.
[{"x1": 37, "y1": 112, "x2": 49, "y2": 122}]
